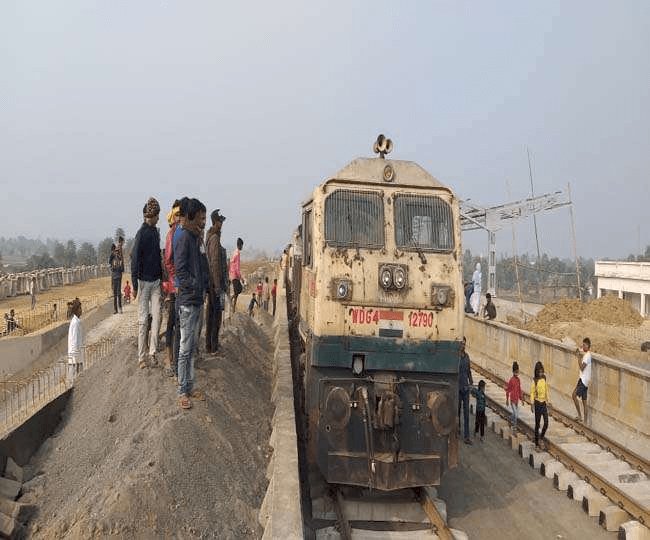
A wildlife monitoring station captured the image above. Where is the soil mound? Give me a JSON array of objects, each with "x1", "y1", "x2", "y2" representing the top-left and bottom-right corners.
[
  {"x1": 21, "y1": 312, "x2": 273, "y2": 539},
  {"x1": 524, "y1": 296, "x2": 643, "y2": 336},
  {"x1": 584, "y1": 295, "x2": 644, "y2": 327}
]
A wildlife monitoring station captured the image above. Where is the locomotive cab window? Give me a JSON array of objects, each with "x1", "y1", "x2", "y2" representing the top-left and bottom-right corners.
[
  {"x1": 324, "y1": 190, "x2": 384, "y2": 248},
  {"x1": 395, "y1": 194, "x2": 454, "y2": 251},
  {"x1": 302, "y1": 209, "x2": 313, "y2": 267}
]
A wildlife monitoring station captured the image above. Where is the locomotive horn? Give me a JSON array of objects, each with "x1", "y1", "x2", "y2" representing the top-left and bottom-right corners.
[{"x1": 373, "y1": 134, "x2": 393, "y2": 158}]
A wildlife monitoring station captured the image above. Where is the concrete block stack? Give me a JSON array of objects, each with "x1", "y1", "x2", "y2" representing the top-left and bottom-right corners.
[{"x1": 0, "y1": 458, "x2": 35, "y2": 538}]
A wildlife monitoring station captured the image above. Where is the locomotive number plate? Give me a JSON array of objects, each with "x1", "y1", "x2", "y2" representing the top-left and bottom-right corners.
[{"x1": 408, "y1": 310, "x2": 434, "y2": 328}]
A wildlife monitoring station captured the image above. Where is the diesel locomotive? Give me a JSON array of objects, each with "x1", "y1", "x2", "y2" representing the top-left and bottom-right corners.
[{"x1": 291, "y1": 135, "x2": 464, "y2": 491}]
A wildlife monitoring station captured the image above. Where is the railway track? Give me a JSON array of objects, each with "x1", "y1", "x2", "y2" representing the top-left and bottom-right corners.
[
  {"x1": 470, "y1": 361, "x2": 650, "y2": 534},
  {"x1": 307, "y1": 474, "x2": 465, "y2": 539}
]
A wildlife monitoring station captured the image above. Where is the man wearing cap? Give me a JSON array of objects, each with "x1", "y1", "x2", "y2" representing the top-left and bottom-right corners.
[
  {"x1": 131, "y1": 197, "x2": 163, "y2": 369},
  {"x1": 205, "y1": 209, "x2": 227, "y2": 353}
]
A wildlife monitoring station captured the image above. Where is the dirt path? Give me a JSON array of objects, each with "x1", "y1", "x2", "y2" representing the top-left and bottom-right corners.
[
  {"x1": 21, "y1": 307, "x2": 274, "y2": 539},
  {"x1": 438, "y1": 411, "x2": 615, "y2": 540}
]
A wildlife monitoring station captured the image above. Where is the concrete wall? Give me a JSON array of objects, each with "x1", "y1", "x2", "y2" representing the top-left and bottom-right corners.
[
  {"x1": 0, "y1": 264, "x2": 110, "y2": 300},
  {"x1": 258, "y1": 283, "x2": 304, "y2": 539},
  {"x1": 464, "y1": 316, "x2": 650, "y2": 461},
  {"x1": 0, "y1": 299, "x2": 114, "y2": 379}
]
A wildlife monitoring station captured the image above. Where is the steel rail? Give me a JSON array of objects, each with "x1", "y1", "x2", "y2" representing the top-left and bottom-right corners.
[
  {"x1": 415, "y1": 487, "x2": 454, "y2": 540},
  {"x1": 472, "y1": 362, "x2": 649, "y2": 525}
]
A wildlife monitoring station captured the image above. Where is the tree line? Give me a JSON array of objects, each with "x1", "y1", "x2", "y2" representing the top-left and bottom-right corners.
[{"x1": 0, "y1": 228, "x2": 133, "y2": 272}]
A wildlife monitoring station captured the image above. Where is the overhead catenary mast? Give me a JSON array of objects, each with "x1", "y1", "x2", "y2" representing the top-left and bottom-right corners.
[{"x1": 460, "y1": 189, "x2": 572, "y2": 298}]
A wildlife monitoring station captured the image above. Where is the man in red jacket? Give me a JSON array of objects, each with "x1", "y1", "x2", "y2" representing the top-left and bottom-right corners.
[{"x1": 163, "y1": 200, "x2": 181, "y2": 377}]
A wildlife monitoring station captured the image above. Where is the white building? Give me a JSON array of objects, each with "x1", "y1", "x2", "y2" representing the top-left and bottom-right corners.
[{"x1": 595, "y1": 261, "x2": 650, "y2": 317}]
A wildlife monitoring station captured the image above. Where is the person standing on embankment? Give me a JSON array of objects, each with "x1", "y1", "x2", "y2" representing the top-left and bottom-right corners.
[
  {"x1": 131, "y1": 197, "x2": 163, "y2": 369},
  {"x1": 109, "y1": 237, "x2": 125, "y2": 314},
  {"x1": 206, "y1": 209, "x2": 227, "y2": 353},
  {"x1": 174, "y1": 198, "x2": 207, "y2": 410},
  {"x1": 67, "y1": 298, "x2": 83, "y2": 384}
]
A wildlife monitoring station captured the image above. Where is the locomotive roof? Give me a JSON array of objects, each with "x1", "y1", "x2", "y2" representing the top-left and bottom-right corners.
[
  {"x1": 302, "y1": 157, "x2": 452, "y2": 207},
  {"x1": 331, "y1": 157, "x2": 449, "y2": 189}
]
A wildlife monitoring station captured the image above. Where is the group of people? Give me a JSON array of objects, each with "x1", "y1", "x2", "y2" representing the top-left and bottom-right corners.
[
  {"x1": 129, "y1": 197, "x2": 245, "y2": 410},
  {"x1": 463, "y1": 263, "x2": 497, "y2": 321},
  {"x1": 458, "y1": 336, "x2": 593, "y2": 449},
  {"x1": 249, "y1": 277, "x2": 278, "y2": 317}
]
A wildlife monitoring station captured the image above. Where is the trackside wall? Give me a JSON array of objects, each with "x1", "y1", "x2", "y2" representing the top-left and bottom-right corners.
[{"x1": 258, "y1": 284, "x2": 304, "y2": 539}]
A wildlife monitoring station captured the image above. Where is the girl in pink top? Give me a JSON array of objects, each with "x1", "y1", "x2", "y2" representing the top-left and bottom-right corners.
[{"x1": 505, "y1": 361, "x2": 522, "y2": 431}]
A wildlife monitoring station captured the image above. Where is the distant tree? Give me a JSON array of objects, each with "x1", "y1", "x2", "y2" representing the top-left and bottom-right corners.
[
  {"x1": 26, "y1": 253, "x2": 57, "y2": 270},
  {"x1": 123, "y1": 237, "x2": 135, "y2": 267},
  {"x1": 77, "y1": 242, "x2": 97, "y2": 266},
  {"x1": 115, "y1": 227, "x2": 125, "y2": 242},
  {"x1": 64, "y1": 240, "x2": 77, "y2": 267},
  {"x1": 52, "y1": 241, "x2": 66, "y2": 267},
  {"x1": 97, "y1": 237, "x2": 114, "y2": 266}
]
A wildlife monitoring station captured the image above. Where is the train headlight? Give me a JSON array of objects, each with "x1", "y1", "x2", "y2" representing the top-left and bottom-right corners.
[
  {"x1": 393, "y1": 267, "x2": 407, "y2": 289},
  {"x1": 379, "y1": 266, "x2": 393, "y2": 289},
  {"x1": 333, "y1": 279, "x2": 352, "y2": 301},
  {"x1": 431, "y1": 285, "x2": 453, "y2": 307},
  {"x1": 352, "y1": 354, "x2": 364, "y2": 375},
  {"x1": 436, "y1": 288, "x2": 448, "y2": 305}
]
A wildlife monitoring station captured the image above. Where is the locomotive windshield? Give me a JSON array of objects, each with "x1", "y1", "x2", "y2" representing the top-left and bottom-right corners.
[
  {"x1": 394, "y1": 194, "x2": 454, "y2": 252},
  {"x1": 324, "y1": 190, "x2": 384, "y2": 248}
]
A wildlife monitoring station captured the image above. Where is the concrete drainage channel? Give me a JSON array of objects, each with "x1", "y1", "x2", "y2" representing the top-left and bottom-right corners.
[
  {"x1": 259, "y1": 286, "x2": 304, "y2": 539},
  {"x1": 0, "y1": 390, "x2": 71, "y2": 537},
  {"x1": 0, "y1": 298, "x2": 116, "y2": 538}
]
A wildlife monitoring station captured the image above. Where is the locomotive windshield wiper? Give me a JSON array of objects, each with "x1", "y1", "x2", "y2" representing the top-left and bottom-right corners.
[{"x1": 410, "y1": 235, "x2": 427, "y2": 265}]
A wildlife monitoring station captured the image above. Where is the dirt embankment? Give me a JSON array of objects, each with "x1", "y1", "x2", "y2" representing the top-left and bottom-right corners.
[
  {"x1": 21, "y1": 311, "x2": 274, "y2": 539},
  {"x1": 507, "y1": 296, "x2": 649, "y2": 365}
]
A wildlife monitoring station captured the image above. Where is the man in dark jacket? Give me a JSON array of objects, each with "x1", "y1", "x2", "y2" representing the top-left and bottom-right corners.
[
  {"x1": 205, "y1": 209, "x2": 227, "y2": 353},
  {"x1": 174, "y1": 198, "x2": 207, "y2": 409},
  {"x1": 109, "y1": 237, "x2": 125, "y2": 314},
  {"x1": 131, "y1": 197, "x2": 162, "y2": 369},
  {"x1": 458, "y1": 337, "x2": 474, "y2": 445}
]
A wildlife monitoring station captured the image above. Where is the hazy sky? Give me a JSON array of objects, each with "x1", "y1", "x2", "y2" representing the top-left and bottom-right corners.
[{"x1": 2, "y1": 1, "x2": 648, "y2": 259}]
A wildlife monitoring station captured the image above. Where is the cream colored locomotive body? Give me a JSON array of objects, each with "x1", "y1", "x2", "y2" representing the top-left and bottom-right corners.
[{"x1": 299, "y1": 157, "x2": 463, "y2": 343}]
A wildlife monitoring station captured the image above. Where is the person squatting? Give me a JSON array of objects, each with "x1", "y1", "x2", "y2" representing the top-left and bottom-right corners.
[{"x1": 131, "y1": 197, "x2": 231, "y2": 410}]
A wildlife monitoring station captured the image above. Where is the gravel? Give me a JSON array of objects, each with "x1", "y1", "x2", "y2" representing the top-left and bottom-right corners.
[{"x1": 21, "y1": 308, "x2": 274, "y2": 539}]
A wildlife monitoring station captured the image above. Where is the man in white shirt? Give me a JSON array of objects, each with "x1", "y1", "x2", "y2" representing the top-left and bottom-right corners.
[
  {"x1": 67, "y1": 299, "x2": 83, "y2": 384},
  {"x1": 29, "y1": 277, "x2": 37, "y2": 310},
  {"x1": 572, "y1": 337, "x2": 592, "y2": 423}
]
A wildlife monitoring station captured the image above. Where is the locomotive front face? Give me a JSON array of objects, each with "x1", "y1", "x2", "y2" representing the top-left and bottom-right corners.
[{"x1": 300, "y1": 158, "x2": 464, "y2": 491}]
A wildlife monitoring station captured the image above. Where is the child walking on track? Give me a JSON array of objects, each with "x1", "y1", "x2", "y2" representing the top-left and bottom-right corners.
[
  {"x1": 505, "y1": 361, "x2": 522, "y2": 432},
  {"x1": 531, "y1": 361, "x2": 550, "y2": 449},
  {"x1": 471, "y1": 380, "x2": 487, "y2": 442}
]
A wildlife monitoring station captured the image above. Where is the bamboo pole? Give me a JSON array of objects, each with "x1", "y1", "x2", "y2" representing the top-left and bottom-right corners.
[{"x1": 567, "y1": 182, "x2": 582, "y2": 301}]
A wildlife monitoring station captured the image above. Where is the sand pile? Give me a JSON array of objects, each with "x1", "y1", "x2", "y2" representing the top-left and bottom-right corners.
[
  {"x1": 20, "y1": 312, "x2": 273, "y2": 539},
  {"x1": 524, "y1": 296, "x2": 643, "y2": 336},
  {"x1": 584, "y1": 295, "x2": 644, "y2": 327}
]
